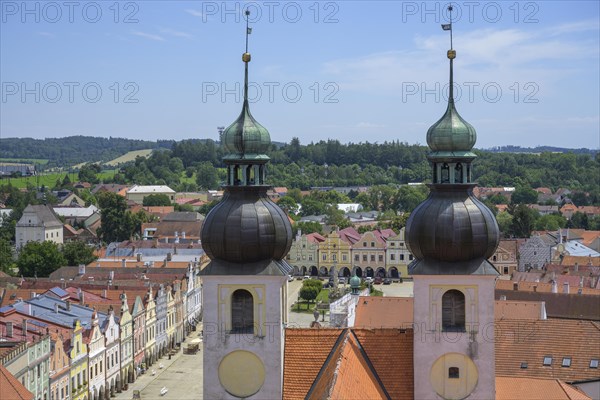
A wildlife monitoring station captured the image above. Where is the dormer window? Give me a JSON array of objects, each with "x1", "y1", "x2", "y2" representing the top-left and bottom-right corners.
[
  {"x1": 543, "y1": 356, "x2": 552, "y2": 366},
  {"x1": 590, "y1": 359, "x2": 598, "y2": 368},
  {"x1": 562, "y1": 357, "x2": 572, "y2": 367}
]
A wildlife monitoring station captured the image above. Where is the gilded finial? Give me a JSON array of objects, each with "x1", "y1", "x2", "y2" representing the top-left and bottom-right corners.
[{"x1": 243, "y1": 10, "x2": 252, "y2": 63}]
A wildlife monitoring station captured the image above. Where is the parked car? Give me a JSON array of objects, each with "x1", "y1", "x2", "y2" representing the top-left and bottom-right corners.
[
  {"x1": 303, "y1": 275, "x2": 310, "y2": 280},
  {"x1": 364, "y1": 277, "x2": 374, "y2": 284},
  {"x1": 383, "y1": 278, "x2": 391, "y2": 285},
  {"x1": 288, "y1": 275, "x2": 294, "y2": 282},
  {"x1": 374, "y1": 277, "x2": 383, "y2": 284}
]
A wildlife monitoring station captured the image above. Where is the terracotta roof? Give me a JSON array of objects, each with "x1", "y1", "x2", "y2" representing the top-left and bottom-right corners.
[
  {"x1": 0, "y1": 364, "x2": 34, "y2": 400},
  {"x1": 283, "y1": 328, "x2": 343, "y2": 399},
  {"x1": 305, "y1": 233, "x2": 326, "y2": 244},
  {"x1": 495, "y1": 300, "x2": 545, "y2": 320},
  {"x1": 354, "y1": 296, "x2": 413, "y2": 328},
  {"x1": 495, "y1": 318, "x2": 600, "y2": 383},
  {"x1": 562, "y1": 256, "x2": 600, "y2": 267},
  {"x1": 308, "y1": 330, "x2": 389, "y2": 400},
  {"x1": 496, "y1": 376, "x2": 592, "y2": 400},
  {"x1": 283, "y1": 328, "x2": 413, "y2": 400},
  {"x1": 353, "y1": 329, "x2": 413, "y2": 400}
]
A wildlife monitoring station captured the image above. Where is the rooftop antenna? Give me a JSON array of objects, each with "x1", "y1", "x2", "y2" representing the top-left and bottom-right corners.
[{"x1": 442, "y1": 4, "x2": 456, "y2": 102}]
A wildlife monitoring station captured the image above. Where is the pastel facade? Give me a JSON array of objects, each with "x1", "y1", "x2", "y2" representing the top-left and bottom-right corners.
[
  {"x1": 49, "y1": 331, "x2": 71, "y2": 400},
  {"x1": 86, "y1": 312, "x2": 106, "y2": 400},
  {"x1": 69, "y1": 320, "x2": 88, "y2": 400},
  {"x1": 143, "y1": 289, "x2": 157, "y2": 367},
  {"x1": 102, "y1": 309, "x2": 120, "y2": 398},
  {"x1": 118, "y1": 293, "x2": 134, "y2": 388},
  {"x1": 131, "y1": 296, "x2": 146, "y2": 376},
  {"x1": 386, "y1": 227, "x2": 413, "y2": 278}
]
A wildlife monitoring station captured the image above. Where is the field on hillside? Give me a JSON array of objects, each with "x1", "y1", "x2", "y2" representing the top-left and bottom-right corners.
[
  {"x1": 105, "y1": 149, "x2": 153, "y2": 166},
  {"x1": 0, "y1": 169, "x2": 119, "y2": 189},
  {"x1": 0, "y1": 158, "x2": 49, "y2": 165}
]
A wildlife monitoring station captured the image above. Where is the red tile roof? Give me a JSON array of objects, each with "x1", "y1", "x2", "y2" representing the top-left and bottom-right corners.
[
  {"x1": 0, "y1": 364, "x2": 33, "y2": 400},
  {"x1": 354, "y1": 296, "x2": 413, "y2": 328},
  {"x1": 496, "y1": 376, "x2": 591, "y2": 400}
]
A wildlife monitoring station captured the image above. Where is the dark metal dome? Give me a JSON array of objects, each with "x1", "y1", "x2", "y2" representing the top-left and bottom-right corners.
[
  {"x1": 201, "y1": 186, "x2": 292, "y2": 264},
  {"x1": 406, "y1": 184, "x2": 499, "y2": 263}
]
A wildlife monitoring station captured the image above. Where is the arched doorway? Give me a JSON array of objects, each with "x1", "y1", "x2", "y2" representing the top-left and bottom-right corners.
[
  {"x1": 389, "y1": 267, "x2": 399, "y2": 279},
  {"x1": 309, "y1": 266, "x2": 318, "y2": 276},
  {"x1": 376, "y1": 267, "x2": 386, "y2": 277},
  {"x1": 339, "y1": 267, "x2": 351, "y2": 277},
  {"x1": 365, "y1": 267, "x2": 374, "y2": 278},
  {"x1": 292, "y1": 266, "x2": 300, "y2": 275},
  {"x1": 301, "y1": 266, "x2": 307, "y2": 275},
  {"x1": 353, "y1": 267, "x2": 363, "y2": 278},
  {"x1": 319, "y1": 266, "x2": 328, "y2": 276}
]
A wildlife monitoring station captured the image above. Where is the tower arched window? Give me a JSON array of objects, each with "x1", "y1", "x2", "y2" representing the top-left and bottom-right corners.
[
  {"x1": 441, "y1": 163, "x2": 450, "y2": 183},
  {"x1": 455, "y1": 163, "x2": 463, "y2": 183},
  {"x1": 231, "y1": 289, "x2": 254, "y2": 334},
  {"x1": 442, "y1": 289, "x2": 465, "y2": 331}
]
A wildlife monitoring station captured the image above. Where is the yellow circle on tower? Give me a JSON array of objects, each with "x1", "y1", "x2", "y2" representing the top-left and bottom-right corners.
[
  {"x1": 218, "y1": 350, "x2": 266, "y2": 398},
  {"x1": 430, "y1": 352, "x2": 478, "y2": 400}
]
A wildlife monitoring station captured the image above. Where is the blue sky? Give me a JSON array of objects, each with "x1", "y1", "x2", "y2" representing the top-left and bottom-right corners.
[{"x1": 1, "y1": 1, "x2": 599, "y2": 149}]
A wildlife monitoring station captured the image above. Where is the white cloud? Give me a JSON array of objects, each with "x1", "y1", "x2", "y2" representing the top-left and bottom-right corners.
[
  {"x1": 185, "y1": 9, "x2": 204, "y2": 17},
  {"x1": 159, "y1": 28, "x2": 193, "y2": 39},
  {"x1": 131, "y1": 31, "x2": 165, "y2": 42}
]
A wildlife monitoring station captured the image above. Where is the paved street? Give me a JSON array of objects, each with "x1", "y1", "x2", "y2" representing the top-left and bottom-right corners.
[{"x1": 114, "y1": 329, "x2": 203, "y2": 400}]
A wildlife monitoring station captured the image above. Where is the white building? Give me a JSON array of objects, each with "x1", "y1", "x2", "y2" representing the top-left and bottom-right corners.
[
  {"x1": 126, "y1": 185, "x2": 175, "y2": 205},
  {"x1": 16, "y1": 204, "x2": 63, "y2": 249}
]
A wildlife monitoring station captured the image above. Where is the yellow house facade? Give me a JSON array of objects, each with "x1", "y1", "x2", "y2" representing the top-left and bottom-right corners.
[{"x1": 69, "y1": 320, "x2": 89, "y2": 400}]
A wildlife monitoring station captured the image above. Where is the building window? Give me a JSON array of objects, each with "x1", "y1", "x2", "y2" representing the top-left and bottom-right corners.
[
  {"x1": 543, "y1": 356, "x2": 552, "y2": 366},
  {"x1": 370, "y1": 255, "x2": 375, "y2": 262},
  {"x1": 442, "y1": 290, "x2": 465, "y2": 332},
  {"x1": 332, "y1": 254, "x2": 337, "y2": 261},
  {"x1": 231, "y1": 289, "x2": 254, "y2": 334},
  {"x1": 409, "y1": 255, "x2": 413, "y2": 260},
  {"x1": 308, "y1": 255, "x2": 313, "y2": 261},
  {"x1": 354, "y1": 255, "x2": 359, "y2": 261},
  {"x1": 400, "y1": 254, "x2": 404, "y2": 261},
  {"x1": 390, "y1": 254, "x2": 395, "y2": 261},
  {"x1": 363, "y1": 242, "x2": 367, "y2": 247},
  {"x1": 503, "y1": 267, "x2": 509, "y2": 274},
  {"x1": 448, "y1": 367, "x2": 459, "y2": 379},
  {"x1": 362, "y1": 255, "x2": 367, "y2": 262},
  {"x1": 322, "y1": 254, "x2": 327, "y2": 261},
  {"x1": 342, "y1": 254, "x2": 347, "y2": 261},
  {"x1": 590, "y1": 359, "x2": 599, "y2": 368},
  {"x1": 562, "y1": 357, "x2": 572, "y2": 367},
  {"x1": 378, "y1": 255, "x2": 383, "y2": 262},
  {"x1": 371, "y1": 242, "x2": 375, "y2": 247}
]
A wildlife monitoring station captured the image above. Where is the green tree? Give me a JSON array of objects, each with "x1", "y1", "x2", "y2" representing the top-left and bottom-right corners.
[
  {"x1": 534, "y1": 214, "x2": 566, "y2": 231},
  {"x1": 511, "y1": 186, "x2": 538, "y2": 204},
  {"x1": 17, "y1": 241, "x2": 66, "y2": 277},
  {"x1": 324, "y1": 205, "x2": 351, "y2": 229},
  {"x1": 495, "y1": 211, "x2": 513, "y2": 236},
  {"x1": 62, "y1": 241, "x2": 97, "y2": 266},
  {"x1": 293, "y1": 221, "x2": 323, "y2": 236},
  {"x1": 277, "y1": 196, "x2": 300, "y2": 215},
  {"x1": 78, "y1": 164, "x2": 101, "y2": 184},
  {"x1": 568, "y1": 212, "x2": 589, "y2": 229},
  {"x1": 509, "y1": 204, "x2": 539, "y2": 238},
  {"x1": 199, "y1": 200, "x2": 220, "y2": 216},
  {"x1": 143, "y1": 194, "x2": 172, "y2": 207},
  {"x1": 0, "y1": 239, "x2": 15, "y2": 274},
  {"x1": 97, "y1": 192, "x2": 136, "y2": 243},
  {"x1": 196, "y1": 161, "x2": 219, "y2": 190}
]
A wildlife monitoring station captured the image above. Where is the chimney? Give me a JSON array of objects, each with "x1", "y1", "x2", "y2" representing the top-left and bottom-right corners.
[
  {"x1": 580, "y1": 276, "x2": 584, "y2": 288},
  {"x1": 499, "y1": 295, "x2": 507, "y2": 301},
  {"x1": 551, "y1": 280, "x2": 558, "y2": 293},
  {"x1": 122, "y1": 258, "x2": 126, "y2": 268},
  {"x1": 66, "y1": 300, "x2": 71, "y2": 311},
  {"x1": 78, "y1": 264, "x2": 86, "y2": 275},
  {"x1": 30, "y1": 292, "x2": 36, "y2": 299},
  {"x1": 22, "y1": 320, "x2": 27, "y2": 336},
  {"x1": 109, "y1": 271, "x2": 114, "y2": 281},
  {"x1": 167, "y1": 252, "x2": 172, "y2": 261},
  {"x1": 54, "y1": 304, "x2": 59, "y2": 313},
  {"x1": 137, "y1": 253, "x2": 142, "y2": 262},
  {"x1": 175, "y1": 231, "x2": 178, "y2": 238},
  {"x1": 103, "y1": 289, "x2": 107, "y2": 299},
  {"x1": 574, "y1": 262, "x2": 579, "y2": 272},
  {"x1": 563, "y1": 282, "x2": 570, "y2": 294},
  {"x1": 182, "y1": 231, "x2": 186, "y2": 239},
  {"x1": 79, "y1": 291, "x2": 85, "y2": 305},
  {"x1": 540, "y1": 301, "x2": 547, "y2": 320},
  {"x1": 6, "y1": 322, "x2": 13, "y2": 337}
]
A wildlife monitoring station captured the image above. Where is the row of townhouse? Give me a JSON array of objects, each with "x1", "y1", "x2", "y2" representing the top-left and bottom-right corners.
[
  {"x1": 286, "y1": 227, "x2": 415, "y2": 279},
  {"x1": 0, "y1": 265, "x2": 202, "y2": 400}
]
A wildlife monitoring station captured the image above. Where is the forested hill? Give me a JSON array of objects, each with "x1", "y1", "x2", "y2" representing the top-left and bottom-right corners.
[{"x1": 0, "y1": 136, "x2": 173, "y2": 166}]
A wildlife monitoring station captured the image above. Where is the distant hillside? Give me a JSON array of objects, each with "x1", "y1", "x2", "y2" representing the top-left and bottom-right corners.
[
  {"x1": 0, "y1": 136, "x2": 173, "y2": 168},
  {"x1": 484, "y1": 145, "x2": 598, "y2": 155}
]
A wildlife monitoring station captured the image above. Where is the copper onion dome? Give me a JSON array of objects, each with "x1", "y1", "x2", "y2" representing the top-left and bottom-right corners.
[
  {"x1": 200, "y1": 11, "x2": 292, "y2": 275},
  {"x1": 405, "y1": 21, "x2": 499, "y2": 275}
]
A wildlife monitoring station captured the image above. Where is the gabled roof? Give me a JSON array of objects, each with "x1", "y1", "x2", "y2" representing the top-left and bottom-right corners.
[
  {"x1": 283, "y1": 328, "x2": 413, "y2": 400},
  {"x1": 0, "y1": 364, "x2": 33, "y2": 400},
  {"x1": 305, "y1": 232, "x2": 326, "y2": 244},
  {"x1": 495, "y1": 318, "x2": 600, "y2": 383},
  {"x1": 496, "y1": 376, "x2": 592, "y2": 400},
  {"x1": 16, "y1": 204, "x2": 62, "y2": 228}
]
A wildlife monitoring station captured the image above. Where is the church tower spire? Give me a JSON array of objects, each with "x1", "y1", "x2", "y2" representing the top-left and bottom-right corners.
[
  {"x1": 200, "y1": 10, "x2": 292, "y2": 400},
  {"x1": 406, "y1": 6, "x2": 500, "y2": 399}
]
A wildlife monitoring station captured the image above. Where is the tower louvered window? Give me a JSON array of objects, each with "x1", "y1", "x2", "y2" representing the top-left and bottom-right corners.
[
  {"x1": 442, "y1": 289, "x2": 465, "y2": 331},
  {"x1": 231, "y1": 289, "x2": 254, "y2": 334}
]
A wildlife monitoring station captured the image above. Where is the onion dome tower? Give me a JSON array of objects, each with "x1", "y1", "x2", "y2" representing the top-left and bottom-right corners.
[
  {"x1": 407, "y1": 7, "x2": 499, "y2": 400},
  {"x1": 200, "y1": 11, "x2": 292, "y2": 400}
]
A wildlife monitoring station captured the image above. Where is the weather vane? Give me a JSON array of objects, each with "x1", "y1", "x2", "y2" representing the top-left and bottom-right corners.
[
  {"x1": 244, "y1": 10, "x2": 252, "y2": 54},
  {"x1": 441, "y1": 4, "x2": 455, "y2": 60}
]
